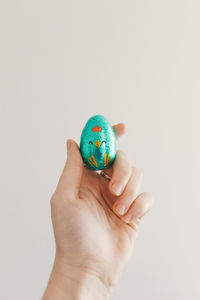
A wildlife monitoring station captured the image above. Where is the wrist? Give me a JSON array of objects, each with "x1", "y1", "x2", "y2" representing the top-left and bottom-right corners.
[{"x1": 42, "y1": 254, "x2": 111, "y2": 300}]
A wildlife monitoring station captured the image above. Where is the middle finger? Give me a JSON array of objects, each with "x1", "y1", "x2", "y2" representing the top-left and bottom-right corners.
[
  {"x1": 112, "y1": 166, "x2": 143, "y2": 216},
  {"x1": 108, "y1": 149, "x2": 132, "y2": 196}
]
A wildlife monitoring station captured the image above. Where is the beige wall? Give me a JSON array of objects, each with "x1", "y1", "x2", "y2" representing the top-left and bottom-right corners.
[{"x1": 0, "y1": 1, "x2": 200, "y2": 299}]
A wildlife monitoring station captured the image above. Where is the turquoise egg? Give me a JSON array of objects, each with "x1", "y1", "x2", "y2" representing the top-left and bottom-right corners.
[{"x1": 80, "y1": 115, "x2": 116, "y2": 170}]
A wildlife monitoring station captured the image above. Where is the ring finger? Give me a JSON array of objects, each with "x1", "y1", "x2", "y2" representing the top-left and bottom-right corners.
[{"x1": 122, "y1": 192, "x2": 155, "y2": 225}]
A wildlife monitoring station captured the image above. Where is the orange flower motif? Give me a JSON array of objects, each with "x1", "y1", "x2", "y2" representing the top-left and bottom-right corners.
[{"x1": 92, "y1": 125, "x2": 102, "y2": 132}]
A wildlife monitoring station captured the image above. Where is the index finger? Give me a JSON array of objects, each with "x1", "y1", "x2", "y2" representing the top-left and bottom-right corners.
[{"x1": 112, "y1": 123, "x2": 126, "y2": 139}]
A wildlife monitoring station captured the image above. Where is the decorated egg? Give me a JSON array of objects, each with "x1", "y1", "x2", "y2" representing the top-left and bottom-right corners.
[{"x1": 80, "y1": 115, "x2": 116, "y2": 170}]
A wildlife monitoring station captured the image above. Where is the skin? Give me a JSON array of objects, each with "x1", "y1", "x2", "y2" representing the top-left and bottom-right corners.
[{"x1": 42, "y1": 123, "x2": 154, "y2": 300}]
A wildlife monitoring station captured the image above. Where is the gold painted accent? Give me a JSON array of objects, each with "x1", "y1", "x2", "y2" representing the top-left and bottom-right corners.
[
  {"x1": 104, "y1": 153, "x2": 107, "y2": 166},
  {"x1": 104, "y1": 153, "x2": 112, "y2": 166},
  {"x1": 88, "y1": 157, "x2": 93, "y2": 162},
  {"x1": 88, "y1": 155, "x2": 98, "y2": 167},
  {"x1": 95, "y1": 140, "x2": 101, "y2": 148},
  {"x1": 91, "y1": 155, "x2": 97, "y2": 167}
]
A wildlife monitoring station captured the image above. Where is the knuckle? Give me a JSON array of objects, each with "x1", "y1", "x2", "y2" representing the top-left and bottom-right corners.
[
  {"x1": 137, "y1": 201, "x2": 145, "y2": 212},
  {"x1": 116, "y1": 149, "x2": 130, "y2": 163},
  {"x1": 50, "y1": 193, "x2": 57, "y2": 207},
  {"x1": 116, "y1": 149, "x2": 125, "y2": 156},
  {"x1": 132, "y1": 166, "x2": 143, "y2": 179},
  {"x1": 125, "y1": 165, "x2": 132, "y2": 180},
  {"x1": 129, "y1": 186, "x2": 137, "y2": 199},
  {"x1": 141, "y1": 192, "x2": 155, "y2": 210}
]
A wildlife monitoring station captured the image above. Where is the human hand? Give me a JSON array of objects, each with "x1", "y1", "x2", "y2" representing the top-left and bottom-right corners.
[{"x1": 42, "y1": 123, "x2": 154, "y2": 300}]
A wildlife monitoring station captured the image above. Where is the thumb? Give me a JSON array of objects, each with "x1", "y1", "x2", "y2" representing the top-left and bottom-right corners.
[{"x1": 56, "y1": 139, "x2": 84, "y2": 199}]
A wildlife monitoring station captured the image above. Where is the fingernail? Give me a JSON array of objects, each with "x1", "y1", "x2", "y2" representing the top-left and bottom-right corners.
[
  {"x1": 113, "y1": 203, "x2": 126, "y2": 215},
  {"x1": 123, "y1": 214, "x2": 133, "y2": 223},
  {"x1": 111, "y1": 183, "x2": 123, "y2": 196},
  {"x1": 130, "y1": 210, "x2": 141, "y2": 221},
  {"x1": 123, "y1": 215, "x2": 142, "y2": 225},
  {"x1": 134, "y1": 217, "x2": 142, "y2": 224},
  {"x1": 130, "y1": 222, "x2": 139, "y2": 231}
]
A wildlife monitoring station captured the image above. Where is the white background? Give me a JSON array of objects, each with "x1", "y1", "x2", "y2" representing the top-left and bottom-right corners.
[{"x1": 0, "y1": 1, "x2": 200, "y2": 299}]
